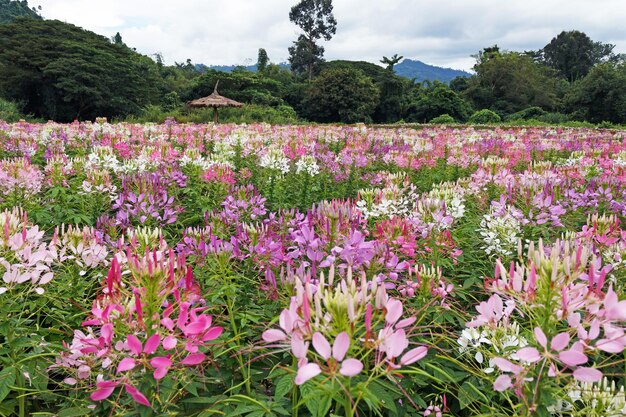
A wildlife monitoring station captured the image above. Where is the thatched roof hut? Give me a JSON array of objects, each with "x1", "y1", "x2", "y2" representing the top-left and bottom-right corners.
[{"x1": 187, "y1": 81, "x2": 243, "y2": 123}]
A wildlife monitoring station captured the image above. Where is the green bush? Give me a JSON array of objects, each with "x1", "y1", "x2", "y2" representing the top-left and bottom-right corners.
[
  {"x1": 537, "y1": 112, "x2": 571, "y2": 124},
  {"x1": 429, "y1": 114, "x2": 457, "y2": 124},
  {"x1": 469, "y1": 109, "x2": 501, "y2": 124},
  {"x1": 505, "y1": 106, "x2": 548, "y2": 121},
  {"x1": 127, "y1": 104, "x2": 300, "y2": 125},
  {"x1": 0, "y1": 97, "x2": 25, "y2": 122}
]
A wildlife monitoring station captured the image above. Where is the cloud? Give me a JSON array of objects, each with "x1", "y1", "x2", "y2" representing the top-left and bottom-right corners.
[{"x1": 36, "y1": 0, "x2": 626, "y2": 71}]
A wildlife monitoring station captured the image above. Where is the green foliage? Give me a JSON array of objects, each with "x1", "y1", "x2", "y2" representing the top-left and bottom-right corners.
[
  {"x1": 469, "y1": 109, "x2": 501, "y2": 124},
  {"x1": 541, "y1": 30, "x2": 617, "y2": 82},
  {"x1": 407, "y1": 83, "x2": 473, "y2": 123},
  {"x1": 288, "y1": 0, "x2": 337, "y2": 81},
  {"x1": 188, "y1": 68, "x2": 292, "y2": 107},
  {"x1": 0, "y1": 97, "x2": 26, "y2": 122},
  {"x1": 0, "y1": 18, "x2": 163, "y2": 121},
  {"x1": 256, "y1": 48, "x2": 269, "y2": 73},
  {"x1": 302, "y1": 67, "x2": 379, "y2": 123},
  {"x1": 505, "y1": 106, "x2": 548, "y2": 121},
  {"x1": 464, "y1": 51, "x2": 560, "y2": 115},
  {"x1": 565, "y1": 62, "x2": 626, "y2": 124},
  {"x1": 430, "y1": 113, "x2": 458, "y2": 124},
  {"x1": 0, "y1": 0, "x2": 40, "y2": 24},
  {"x1": 380, "y1": 54, "x2": 403, "y2": 72},
  {"x1": 128, "y1": 103, "x2": 299, "y2": 125}
]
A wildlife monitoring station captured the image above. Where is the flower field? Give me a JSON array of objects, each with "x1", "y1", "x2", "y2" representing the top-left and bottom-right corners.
[{"x1": 0, "y1": 120, "x2": 625, "y2": 417}]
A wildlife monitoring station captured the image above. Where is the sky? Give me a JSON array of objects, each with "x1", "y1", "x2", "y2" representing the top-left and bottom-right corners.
[{"x1": 36, "y1": 0, "x2": 626, "y2": 72}]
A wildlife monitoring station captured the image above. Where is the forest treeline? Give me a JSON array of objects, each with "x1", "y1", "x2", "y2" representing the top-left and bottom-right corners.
[{"x1": 0, "y1": 0, "x2": 625, "y2": 126}]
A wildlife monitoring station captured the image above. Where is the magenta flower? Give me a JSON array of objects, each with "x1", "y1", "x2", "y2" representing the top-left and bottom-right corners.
[{"x1": 90, "y1": 380, "x2": 118, "y2": 401}]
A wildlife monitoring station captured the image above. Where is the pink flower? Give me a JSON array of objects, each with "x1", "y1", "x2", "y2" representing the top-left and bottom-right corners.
[
  {"x1": 181, "y1": 352, "x2": 206, "y2": 366},
  {"x1": 572, "y1": 367, "x2": 603, "y2": 382},
  {"x1": 116, "y1": 358, "x2": 136, "y2": 374},
  {"x1": 90, "y1": 380, "x2": 118, "y2": 401},
  {"x1": 493, "y1": 375, "x2": 512, "y2": 392},
  {"x1": 295, "y1": 332, "x2": 363, "y2": 385},
  {"x1": 125, "y1": 384, "x2": 151, "y2": 407}
]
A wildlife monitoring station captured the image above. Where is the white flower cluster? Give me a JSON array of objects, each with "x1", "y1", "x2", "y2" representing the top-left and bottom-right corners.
[
  {"x1": 54, "y1": 226, "x2": 109, "y2": 276},
  {"x1": 355, "y1": 183, "x2": 418, "y2": 220},
  {"x1": 260, "y1": 148, "x2": 290, "y2": 174},
  {"x1": 212, "y1": 140, "x2": 236, "y2": 165},
  {"x1": 116, "y1": 153, "x2": 159, "y2": 174},
  {"x1": 458, "y1": 322, "x2": 528, "y2": 374},
  {"x1": 556, "y1": 377, "x2": 626, "y2": 417},
  {"x1": 613, "y1": 151, "x2": 626, "y2": 167},
  {"x1": 86, "y1": 147, "x2": 121, "y2": 172},
  {"x1": 557, "y1": 150, "x2": 585, "y2": 167},
  {"x1": 86, "y1": 146, "x2": 159, "y2": 174},
  {"x1": 295, "y1": 155, "x2": 320, "y2": 177},
  {"x1": 428, "y1": 182, "x2": 467, "y2": 220},
  {"x1": 479, "y1": 206, "x2": 522, "y2": 258}
]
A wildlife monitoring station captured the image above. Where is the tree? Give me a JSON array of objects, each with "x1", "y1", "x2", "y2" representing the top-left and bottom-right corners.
[
  {"x1": 542, "y1": 31, "x2": 616, "y2": 82},
  {"x1": 288, "y1": 0, "x2": 337, "y2": 81},
  {"x1": 112, "y1": 32, "x2": 123, "y2": 45},
  {"x1": 380, "y1": 54, "x2": 403, "y2": 72},
  {"x1": 464, "y1": 50, "x2": 560, "y2": 115},
  {"x1": 565, "y1": 62, "x2": 626, "y2": 123},
  {"x1": 0, "y1": 18, "x2": 163, "y2": 121},
  {"x1": 406, "y1": 82, "x2": 472, "y2": 123},
  {"x1": 303, "y1": 67, "x2": 379, "y2": 123},
  {"x1": 256, "y1": 48, "x2": 269, "y2": 73},
  {"x1": 0, "y1": 0, "x2": 41, "y2": 24}
]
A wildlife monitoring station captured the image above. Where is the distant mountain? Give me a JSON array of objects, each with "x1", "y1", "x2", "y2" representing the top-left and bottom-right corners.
[
  {"x1": 196, "y1": 63, "x2": 289, "y2": 73},
  {"x1": 393, "y1": 59, "x2": 471, "y2": 83},
  {"x1": 197, "y1": 59, "x2": 471, "y2": 84}
]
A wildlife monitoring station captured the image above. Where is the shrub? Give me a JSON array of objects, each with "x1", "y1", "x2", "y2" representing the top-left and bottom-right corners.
[
  {"x1": 0, "y1": 97, "x2": 25, "y2": 122},
  {"x1": 429, "y1": 114, "x2": 457, "y2": 124},
  {"x1": 505, "y1": 106, "x2": 548, "y2": 121},
  {"x1": 469, "y1": 109, "x2": 501, "y2": 124}
]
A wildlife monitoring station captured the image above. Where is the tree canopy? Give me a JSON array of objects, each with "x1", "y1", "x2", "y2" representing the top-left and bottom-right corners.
[
  {"x1": 303, "y1": 67, "x2": 379, "y2": 123},
  {"x1": 0, "y1": 18, "x2": 164, "y2": 121},
  {"x1": 0, "y1": 0, "x2": 40, "y2": 23}
]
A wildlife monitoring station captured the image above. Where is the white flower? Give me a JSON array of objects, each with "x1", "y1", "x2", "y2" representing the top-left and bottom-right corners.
[
  {"x1": 295, "y1": 155, "x2": 320, "y2": 176},
  {"x1": 260, "y1": 148, "x2": 290, "y2": 174}
]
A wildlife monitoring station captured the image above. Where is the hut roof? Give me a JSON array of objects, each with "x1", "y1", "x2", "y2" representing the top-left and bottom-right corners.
[{"x1": 187, "y1": 81, "x2": 243, "y2": 108}]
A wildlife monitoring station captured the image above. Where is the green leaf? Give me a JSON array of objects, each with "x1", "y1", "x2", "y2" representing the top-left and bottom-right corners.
[
  {"x1": 459, "y1": 380, "x2": 489, "y2": 409},
  {"x1": 57, "y1": 407, "x2": 92, "y2": 417},
  {"x1": 273, "y1": 374, "x2": 292, "y2": 400},
  {"x1": 0, "y1": 366, "x2": 15, "y2": 403}
]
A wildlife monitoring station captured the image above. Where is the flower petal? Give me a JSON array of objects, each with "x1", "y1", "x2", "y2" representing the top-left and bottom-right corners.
[
  {"x1": 127, "y1": 334, "x2": 142, "y2": 356},
  {"x1": 550, "y1": 332, "x2": 570, "y2": 352},
  {"x1": 534, "y1": 327, "x2": 547, "y2": 349},
  {"x1": 116, "y1": 357, "x2": 136, "y2": 374},
  {"x1": 143, "y1": 333, "x2": 160, "y2": 355},
  {"x1": 573, "y1": 367, "x2": 602, "y2": 382},
  {"x1": 494, "y1": 375, "x2": 512, "y2": 392},
  {"x1": 312, "y1": 332, "x2": 331, "y2": 360},
  {"x1": 339, "y1": 358, "x2": 363, "y2": 377},
  {"x1": 385, "y1": 298, "x2": 403, "y2": 325},
  {"x1": 90, "y1": 380, "x2": 118, "y2": 401},
  {"x1": 181, "y1": 352, "x2": 206, "y2": 366},
  {"x1": 262, "y1": 329, "x2": 287, "y2": 343},
  {"x1": 517, "y1": 347, "x2": 541, "y2": 363},
  {"x1": 558, "y1": 350, "x2": 588, "y2": 366},
  {"x1": 125, "y1": 384, "x2": 151, "y2": 407},
  {"x1": 295, "y1": 363, "x2": 321, "y2": 385},
  {"x1": 400, "y1": 346, "x2": 428, "y2": 365},
  {"x1": 332, "y1": 332, "x2": 350, "y2": 362}
]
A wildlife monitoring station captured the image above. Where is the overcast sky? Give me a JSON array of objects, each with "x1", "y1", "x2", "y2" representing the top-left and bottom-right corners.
[{"x1": 36, "y1": 0, "x2": 626, "y2": 71}]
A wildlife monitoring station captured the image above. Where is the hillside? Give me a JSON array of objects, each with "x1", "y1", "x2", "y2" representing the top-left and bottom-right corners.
[
  {"x1": 200, "y1": 59, "x2": 471, "y2": 83},
  {"x1": 394, "y1": 58, "x2": 471, "y2": 82}
]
